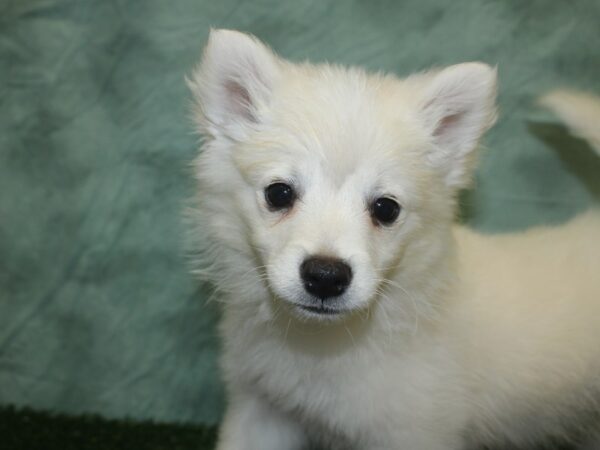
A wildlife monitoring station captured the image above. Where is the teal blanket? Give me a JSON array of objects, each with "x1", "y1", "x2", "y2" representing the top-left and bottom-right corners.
[{"x1": 1, "y1": 0, "x2": 599, "y2": 426}]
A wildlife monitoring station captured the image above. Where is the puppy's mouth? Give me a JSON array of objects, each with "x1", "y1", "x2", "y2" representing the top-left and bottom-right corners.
[{"x1": 297, "y1": 304, "x2": 344, "y2": 316}]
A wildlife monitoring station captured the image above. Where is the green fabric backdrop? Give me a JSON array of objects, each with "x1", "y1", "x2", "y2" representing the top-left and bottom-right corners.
[{"x1": 1, "y1": 0, "x2": 599, "y2": 427}]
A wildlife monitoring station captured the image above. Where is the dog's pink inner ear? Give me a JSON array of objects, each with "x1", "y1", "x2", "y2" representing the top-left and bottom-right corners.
[
  {"x1": 224, "y1": 78, "x2": 255, "y2": 122},
  {"x1": 433, "y1": 112, "x2": 462, "y2": 139}
]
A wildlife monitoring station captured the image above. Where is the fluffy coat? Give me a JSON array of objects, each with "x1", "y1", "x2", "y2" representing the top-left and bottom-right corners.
[{"x1": 188, "y1": 30, "x2": 600, "y2": 449}]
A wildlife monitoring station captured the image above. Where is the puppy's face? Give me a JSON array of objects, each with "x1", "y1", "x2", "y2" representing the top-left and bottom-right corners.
[
  {"x1": 191, "y1": 30, "x2": 496, "y2": 321},
  {"x1": 231, "y1": 81, "x2": 431, "y2": 320}
]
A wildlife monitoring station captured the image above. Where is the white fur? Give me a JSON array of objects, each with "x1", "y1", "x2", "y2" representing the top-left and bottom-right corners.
[
  {"x1": 539, "y1": 90, "x2": 600, "y2": 155},
  {"x1": 189, "y1": 30, "x2": 600, "y2": 449}
]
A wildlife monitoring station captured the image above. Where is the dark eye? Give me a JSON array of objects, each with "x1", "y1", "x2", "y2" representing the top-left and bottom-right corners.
[
  {"x1": 371, "y1": 197, "x2": 401, "y2": 225},
  {"x1": 265, "y1": 183, "x2": 296, "y2": 210}
]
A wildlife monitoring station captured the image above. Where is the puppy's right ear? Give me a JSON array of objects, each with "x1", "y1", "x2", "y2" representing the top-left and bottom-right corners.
[
  {"x1": 417, "y1": 63, "x2": 497, "y2": 189},
  {"x1": 188, "y1": 29, "x2": 281, "y2": 139}
]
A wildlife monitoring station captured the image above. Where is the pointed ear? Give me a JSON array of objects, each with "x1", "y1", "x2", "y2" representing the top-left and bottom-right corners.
[
  {"x1": 419, "y1": 63, "x2": 497, "y2": 189},
  {"x1": 188, "y1": 29, "x2": 281, "y2": 138}
]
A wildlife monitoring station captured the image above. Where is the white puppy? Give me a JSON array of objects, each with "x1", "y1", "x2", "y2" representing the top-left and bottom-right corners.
[{"x1": 188, "y1": 30, "x2": 600, "y2": 450}]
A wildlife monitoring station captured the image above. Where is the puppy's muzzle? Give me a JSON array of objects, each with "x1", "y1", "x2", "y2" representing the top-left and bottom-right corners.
[{"x1": 300, "y1": 256, "x2": 353, "y2": 300}]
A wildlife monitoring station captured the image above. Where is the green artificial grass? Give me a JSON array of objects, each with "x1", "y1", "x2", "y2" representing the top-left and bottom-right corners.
[
  {"x1": 0, "y1": 405, "x2": 584, "y2": 450},
  {"x1": 0, "y1": 406, "x2": 217, "y2": 450}
]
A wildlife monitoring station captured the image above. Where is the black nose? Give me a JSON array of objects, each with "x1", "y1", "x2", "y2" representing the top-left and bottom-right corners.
[{"x1": 300, "y1": 257, "x2": 353, "y2": 299}]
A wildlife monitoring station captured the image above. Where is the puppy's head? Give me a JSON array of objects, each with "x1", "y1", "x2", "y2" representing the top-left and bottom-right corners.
[{"x1": 190, "y1": 30, "x2": 496, "y2": 322}]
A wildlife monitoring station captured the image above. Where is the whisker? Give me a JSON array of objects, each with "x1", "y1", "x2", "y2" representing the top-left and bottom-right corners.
[
  {"x1": 344, "y1": 324, "x2": 357, "y2": 348},
  {"x1": 375, "y1": 277, "x2": 421, "y2": 336}
]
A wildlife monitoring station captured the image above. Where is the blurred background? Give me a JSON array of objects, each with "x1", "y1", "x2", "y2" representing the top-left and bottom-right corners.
[{"x1": 1, "y1": 0, "x2": 599, "y2": 444}]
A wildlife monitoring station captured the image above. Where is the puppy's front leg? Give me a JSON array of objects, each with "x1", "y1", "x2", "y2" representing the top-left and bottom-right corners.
[{"x1": 216, "y1": 392, "x2": 307, "y2": 450}]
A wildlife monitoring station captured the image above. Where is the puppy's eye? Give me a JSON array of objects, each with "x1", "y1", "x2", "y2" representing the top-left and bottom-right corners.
[
  {"x1": 265, "y1": 183, "x2": 296, "y2": 210},
  {"x1": 371, "y1": 197, "x2": 401, "y2": 225}
]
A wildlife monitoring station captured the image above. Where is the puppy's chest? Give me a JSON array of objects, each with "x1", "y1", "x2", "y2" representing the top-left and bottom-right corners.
[
  {"x1": 230, "y1": 332, "x2": 459, "y2": 437},
  {"x1": 247, "y1": 340, "x2": 377, "y2": 417}
]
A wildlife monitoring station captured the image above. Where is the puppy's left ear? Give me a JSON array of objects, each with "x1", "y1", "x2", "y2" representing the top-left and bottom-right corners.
[
  {"x1": 189, "y1": 29, "x2": 281, "y2": 139},
  {"x1": 419, "y1": 63, "x2": 497, "y2": 189}
]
